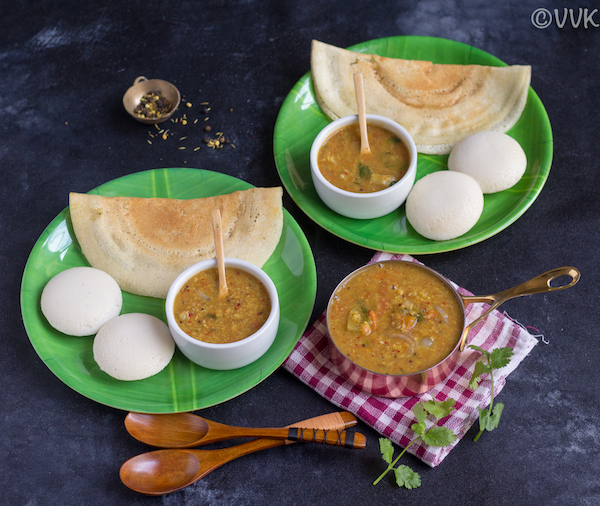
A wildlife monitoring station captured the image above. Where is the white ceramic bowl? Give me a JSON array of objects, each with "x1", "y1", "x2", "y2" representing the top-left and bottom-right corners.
[
  {"x1": 165, "y1": 258, "x2": 280, "y2": 370},
  {"x1": 310, "y1": 114, "x2": 417, "y2": 219}
]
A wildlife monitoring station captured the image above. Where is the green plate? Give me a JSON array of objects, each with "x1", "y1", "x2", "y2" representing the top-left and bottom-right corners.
[
  {"x1": 273, "y1": 36, "x2": 552, "y2": 254},
  {"x1": 20, "y1": 169, "x2": 317, "y2": 413}
]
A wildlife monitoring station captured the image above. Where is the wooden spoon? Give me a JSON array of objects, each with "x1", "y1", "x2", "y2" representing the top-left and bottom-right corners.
[
  {"x1": 211, "y1": 209, "x2": 228, "y2": 298},
  {"x1": 124, "y1": 411, "x2": 361, "y2": 448},
  {"x1": 353, "y1": 72, "x2": 371, "y2": 156},
  {"x1": 120, "y1": 411, "x2": 362, "y2": 496}
]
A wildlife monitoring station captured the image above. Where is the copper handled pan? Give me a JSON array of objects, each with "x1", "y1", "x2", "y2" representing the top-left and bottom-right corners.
[{"x1": 326, "y1": 262, "x2": 580, "y2": 398}]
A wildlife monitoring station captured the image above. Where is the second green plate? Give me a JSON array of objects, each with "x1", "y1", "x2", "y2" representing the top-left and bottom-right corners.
[{"x1": 273, "y1": 36, "x2": 553, "y2": 254}]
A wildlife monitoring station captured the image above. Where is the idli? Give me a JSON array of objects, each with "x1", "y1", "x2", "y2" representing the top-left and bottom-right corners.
[
  {"x1": 448, "y1": 131, "x2": 527, "y2": 193},
  {"x1": 41, "y1": 267, "x2": 122, "y2": 336},
  {"x1": 406, "y1": 171, "x2": 484, "y2": 241},
  {"x1": 93, "y1": 313, "x2": 175, "y2": 381}
]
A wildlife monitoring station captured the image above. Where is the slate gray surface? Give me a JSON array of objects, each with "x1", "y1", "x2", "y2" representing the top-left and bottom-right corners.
[{"x1": 2, "y1": 1, "x2": 598, "y2": 505}]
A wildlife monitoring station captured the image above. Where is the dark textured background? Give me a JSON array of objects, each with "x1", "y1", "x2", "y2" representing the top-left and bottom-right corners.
[{"x1": 2, "y1": 1, "x2": 598, "y2": 504}]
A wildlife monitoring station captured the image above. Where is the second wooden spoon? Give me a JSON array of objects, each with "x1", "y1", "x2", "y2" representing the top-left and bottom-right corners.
[{"x1": 125, "y1": 411, "x2": 361, "y2": 448}]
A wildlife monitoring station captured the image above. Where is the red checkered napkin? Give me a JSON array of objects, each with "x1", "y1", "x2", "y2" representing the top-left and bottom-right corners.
[{"x1": 282, "y1": 251, "x2": 539, "y2": 467}]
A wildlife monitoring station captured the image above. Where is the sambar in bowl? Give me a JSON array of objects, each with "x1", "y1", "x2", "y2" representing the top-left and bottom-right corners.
[
  {"x1": 317, "y1": 122, "x2": 412, "y2": 194},
  {"x1": 310, "y1": 114, "x2": 417, "y2": 219},
  {"x1": 166, "y1": 258, "x2": 280, "y2": 370},
  {"x1": 326, "y1": 260, "x2": 465, "y2": 397}
]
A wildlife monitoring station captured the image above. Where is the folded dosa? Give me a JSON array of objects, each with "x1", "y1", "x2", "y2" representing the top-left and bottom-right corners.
[
  {"x1": 69, "y1": 187, "x2": 283, "y2": 299},
  {"x1": 311, "y1": 40, "x2": 531, "y2": 154}
]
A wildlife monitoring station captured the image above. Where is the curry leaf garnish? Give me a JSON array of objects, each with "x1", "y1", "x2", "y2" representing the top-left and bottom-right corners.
[
  {"x1": 468, "y1": 345, "x2": 513, "y2": 442},
  {"x1": 358, "y1": 162, "x2": 371, "y2": 178},
  {"x1": 373, "y1": 399, "x2": 456, "y2": 489}
]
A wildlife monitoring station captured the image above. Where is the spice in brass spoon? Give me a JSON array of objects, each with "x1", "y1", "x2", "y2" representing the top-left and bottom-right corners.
[{"x1": 134, "y1": 91, "x2": 173, "y2": 119}]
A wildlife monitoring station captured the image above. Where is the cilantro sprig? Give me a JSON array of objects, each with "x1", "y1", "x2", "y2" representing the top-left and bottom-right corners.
[
  {"x1": 373, "y1": 399, "x2": 457, "y2": 489},
  {"x1": 468, "y1": 345, "x2": 514, "y2": 442},
  {"x1": 373, "y1": 345, "x2": 516, "y2": 489}
]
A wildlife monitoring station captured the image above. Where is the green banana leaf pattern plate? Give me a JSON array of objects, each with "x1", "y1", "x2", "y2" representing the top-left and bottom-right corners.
[
  {"x1": 273, "y1": 36, "x2": 553, "y2": 254},
  {"x1": 21, "y1": 169, "x2": 317, "y2": 413}
]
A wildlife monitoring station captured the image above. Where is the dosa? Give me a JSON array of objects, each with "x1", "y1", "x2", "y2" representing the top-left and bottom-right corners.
[
  {"x1": 69, "y1": 187, "x2": 283, "y2": 298},
  {"x1": 311, "y1": 40, "x2": 531, "y2": 154}
]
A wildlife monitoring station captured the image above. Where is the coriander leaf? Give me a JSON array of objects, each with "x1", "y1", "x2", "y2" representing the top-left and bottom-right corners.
[
  {"x1": 421, "y1": 426, "x2": 457, "y2": 447},
  {"x1": 394, "y1": 465, "x2": 421, "y2": 489},
  {"x1": 413, "y1": 403, "x2": 427, "y2": 425},
  {"x1": 489, "y1": 403, "x2": 505, "y2": 429},
  {"x1": 489, "y1": 347, "x2": 514, "y2": 370},
  {"x1": 411, "y1": 421, "x2": 426, "y2": 436},
  {"x1": 478, "y1": 407, "x2": 491, "y2": 431},
  {"x1": 422, "y1": 398, "x2": 456, "y2": 421},
  {"x1": 469, "y1": 361, "x2": 491, "y2": 390},
  {"x1": 478, "y1": 402, "x2": 505, "y2": 432},
  {"x1": 379, "y1": 437, "x2": 394, "y2": 464},
  {"x1": 411, "y1": 403, "x2": 428, "y2": 436}
]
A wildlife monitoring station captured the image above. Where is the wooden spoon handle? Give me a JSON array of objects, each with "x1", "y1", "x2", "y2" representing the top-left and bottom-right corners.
[
  {"x1": 298, "y1": 410, "x2": 357, "y2": 431},
  {"x1": 286, "y1": 428, "x2": 366, "y2": 448},
  {"x1": 225, "y1": 426, "x2": 366, "y2": 448},
  {"x1": 211, "y1": 209, "x2": 228, "y2": 298},
  {"x1": 353, "y1": 72, "x2": 371, "y2": 155},
  {"x1": 199, "y1": 410, "x2": 360, "y2": 446},
  {"x1": 190, "y1": 411, "x2": 362, "y2": 473}
]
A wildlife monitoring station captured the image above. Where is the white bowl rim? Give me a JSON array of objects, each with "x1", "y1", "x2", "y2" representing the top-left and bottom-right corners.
[
  {"x1": 165, "y1": 257, "x2": 279, "y2": 350},
  {"x1": 310, "y1": 113, "x2": 418, "y2": 199}
]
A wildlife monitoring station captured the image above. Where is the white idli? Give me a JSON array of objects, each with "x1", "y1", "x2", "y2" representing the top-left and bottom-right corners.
[
  {"x1": 41, "y1": 266, "x2": 122, "y2": 336},
  {"x1": 448, "y1": 131, "x2": 527, "y2": 193},
  {"x1": 93, "y1": 313, "x2": 175, "y2": 381},
  {"x1": 406, "y1": 171, "x2": 484, "y2": 241}
]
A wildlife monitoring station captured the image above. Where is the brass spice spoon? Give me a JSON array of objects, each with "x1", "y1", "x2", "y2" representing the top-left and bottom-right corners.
[
  {"x1": 121, "y1": 411, "x2": 362, "y2": 496},
  {"x1": 124, "y1": 411, "x2": 362, "y2": 448}
]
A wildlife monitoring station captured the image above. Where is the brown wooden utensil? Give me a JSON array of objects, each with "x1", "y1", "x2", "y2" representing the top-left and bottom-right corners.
[
  {"x1": 211, "y1": 209, "x2": 228, "y2": 298},
  {"x1": 124, "y1": 411, "x2": 361, "y2": 448},
  {"x1": 353, "y1": 72, "x2": 371, "y2": 156},
  {"x1": 120, "y1": 411, "x2": 363, "y2": 495}
]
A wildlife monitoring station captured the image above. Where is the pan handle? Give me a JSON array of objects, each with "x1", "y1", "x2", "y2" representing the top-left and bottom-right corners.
[{"x1": 458, "y1": 266, "x2": 580, "y2": 351}]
